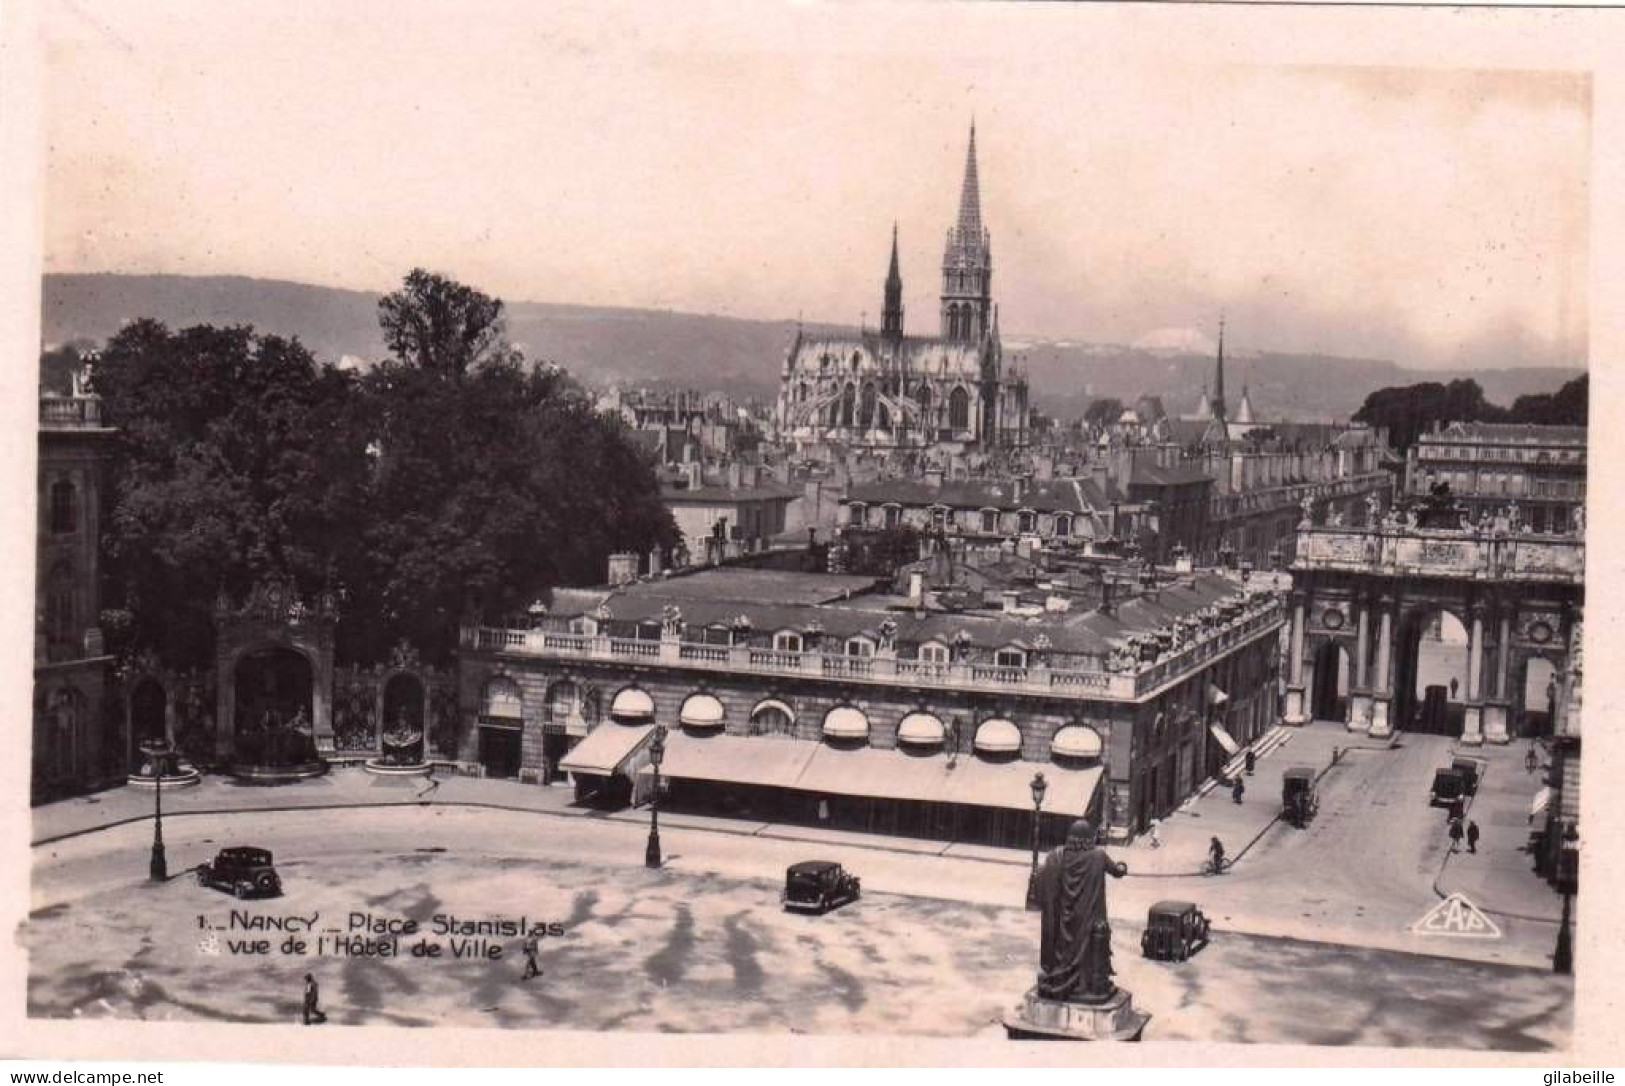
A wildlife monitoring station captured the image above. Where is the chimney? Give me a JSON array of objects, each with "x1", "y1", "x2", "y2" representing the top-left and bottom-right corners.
[
  {"x1": 1091, "y1": 463, "x2": 1110, "y2": 497},
  {"x1": 728, "y1": 461, "x2": 743, "y2": 490},
  {"x1": 909, "y1": 570, "x2": 925, "y2": 608},
  {"x1": 607, "y1": 552, "x2": 639, "y2": 586},
  {"x1": 1013, "y1": 475, "x2": 1029, "y2": 504},
  {"x1": 1002, "y1": 590, "x2": 1021, "y2": 614},
  {"x1": 1099, "y1": 576, "x2": 1116, "y2": 616},
  {"x1": 925, "y1": 467, "x2": 945, "y2": 489}
]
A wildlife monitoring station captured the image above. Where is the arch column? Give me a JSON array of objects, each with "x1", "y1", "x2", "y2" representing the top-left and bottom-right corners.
[
  {"x1": 1348, "y1": 599, "x2": 1373, "y2": 732},
  {"x1": 1283, "y1": 591, "x2": 1308, "y2": 725},
  {"x1": 1368, "y1": 598, "x2": 1395, "y2": 738},
  {"x1": 1461, "y1": 604, "x2": 1486, "y2": 746},
  {"x1": 1482, "y1": 604, "x2": 1513, "y2": 744}
]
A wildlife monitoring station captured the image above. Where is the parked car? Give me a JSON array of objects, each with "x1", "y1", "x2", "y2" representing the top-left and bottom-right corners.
[
  {"x1": 1141, "y1": 900, "x2": 1211, "y2": 962},
  {"x1": 782, "y1": 860, "x2": 861, "y2": 914},
  {"x1": 197, "y1": 846, "x2": 282, "y2": 898},
  {"x1": 1281, "y1": 766, "x2": 1320, "y2": 828},
  {"x1": 1430, "y1": 767, "x2": 1470, "y2": 808},
  {"x1": 1451, "y1": 756, "x2": 1482, "y2": 796}
]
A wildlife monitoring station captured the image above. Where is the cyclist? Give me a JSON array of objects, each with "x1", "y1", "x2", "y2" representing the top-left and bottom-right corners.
[{"x1": 1207, "y1": 836, "x2": 1226, "y2": 875}]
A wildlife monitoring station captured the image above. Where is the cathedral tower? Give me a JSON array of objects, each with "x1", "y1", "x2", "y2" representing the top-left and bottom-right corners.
[
  {"x1": 941, "y1": 125, "x2": 993, "y2": 342},
  {"x1": 881, "y1": 223, "x2": 904, "y2": 345}
]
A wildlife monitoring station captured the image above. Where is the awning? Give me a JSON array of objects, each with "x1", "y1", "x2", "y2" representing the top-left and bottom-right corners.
[
  {"x1": 822, "y1": 706, "x2": 870, "y2": 740},
  {"x1": 609, "y1": 688, "x2": 655, "y2": 723},
  {"x1": 797, "y1": 745, "x2": 948, "y2": 804},
  {"x1": 1208, "y1": 684, "x2": 1230, "y2": 706},
  {"x1": 974, "y1": 718, "x2": 1022, "y2": 754},
  {"x1": 636, "y1": 732, "x2": 817, "y2": 789},
  {"x1": 896, "y1": 712, "x2": 945, "y2": 745},
  {"x1": 679, "y1": 693, "x2": 725, "y2": 728},
  {"x1": 1208, "y1": 723, "x2": 1241, "y2": 757},
  {"x1": 946, "y1": 759, "x2": 1102, "y2": 816},
  {"x1": 559, "y1": 722, "x2": 654, "y2": 776},
  {"x1": 1051, "y1": 725, "x2": 1103, "y2": 759},
  {"x1": 1530, "y1": 787, "x2": 1552, "y2": 818}
]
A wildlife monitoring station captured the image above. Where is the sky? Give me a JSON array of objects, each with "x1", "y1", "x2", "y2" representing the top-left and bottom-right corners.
[{"x1": 38, "y1": 0, "x2": 1593, "y2": 370}]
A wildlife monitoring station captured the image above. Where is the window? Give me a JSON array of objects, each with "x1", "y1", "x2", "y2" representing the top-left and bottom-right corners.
[
  {"x1": 859, "y1": 382, "x2": 877, "y2": 427},
  {"x1": 848, "y1": 503, "x2": 866, "y2": 526},
  {"x1": 1055, "y1": 515, "x2": 1073, "y2": 538},
  {"x1": 774, "y1": 631, "x2": 803, "y2": 653},
  {"x1": 839, "y1": 383, "x2": 856, "y2": 426},
  {"x1": 1018, "y1": 510, "x2": 1036, "y2": 534},
  {"x1": 751, "y1": 699, "x2": 795, "y2": 736},
  {"x1": 884, "y1": 505, "x2": 901, "y2": 529},
  {"x1": 931, "y1": 506, "x2": 949, "y2": 530},
  {"x1": 846, "y1": 638, "x2": 874, "y2": 658},
  {"x1": 980, "y1": 509, "x2": 998, "y2": 533},
  {"x1": 49, "y1": 481, "x2": 76, "y2": 535},
  {"x1": 948, "y1": 387, "x2": 971, "y2": 430},
  {"x1": 918, "y1": 642, "x2": 949, "y2": 664},
  {"x1": 995, "y1": 648, "x2": 1026, "y2": 669}
]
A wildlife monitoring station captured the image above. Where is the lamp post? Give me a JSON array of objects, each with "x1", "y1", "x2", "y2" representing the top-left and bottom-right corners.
[
  {"x1": 143, "y1": 740, "x2": 168, "y2": 882},
  {"x1": 645, "y1": 723, "x2": 667, "y2": 869},
  {"x1": 1025, "y1": 772, "x2": 1048, "y2": 910}
]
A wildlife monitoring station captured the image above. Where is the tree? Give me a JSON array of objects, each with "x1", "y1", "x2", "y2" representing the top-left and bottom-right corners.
[
  {"x1": 354, "y1": 272, "x2": 679, "y2": 660},
  {"x1": 1352, "y1": 378, "x2": 1506, "y2": 453},
  {"x1": 1084, "y1": 398, "x2": 1125, "y2": 429},
  {"x1": 91, "y1": 321, "x2": 371, "y2": 665},
  {"x1": 1509, "y1": 374, "x2": 1587, "y2": 426},
  {"x1": 377, "y1": 268, "x2": 509, "y2": 377}
]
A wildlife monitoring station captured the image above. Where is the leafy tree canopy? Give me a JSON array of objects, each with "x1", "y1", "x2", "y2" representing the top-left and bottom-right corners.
[
  {"x1": 1353, "y1": 374, "x2": 1586, "y2": 452},
  {"x1": 92, "y1": 273, "x2": 679, "y2": 668},
  {"x1": 1083, "y1": 397, "x2": 1125, "y2": 429}
]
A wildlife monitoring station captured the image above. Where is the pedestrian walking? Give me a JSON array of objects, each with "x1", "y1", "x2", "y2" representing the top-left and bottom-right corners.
[
  {"x1": 1448, "y1": 819, "x2": 1464, "y2": 854},
  {"x1": 1244, "y1": 749, "x2": 1256, "y2": 776},
  {"x1": 1208, "y1": 836, "x2": 1227, "y2": 875},
  {"x1": 521, "y1": 930, "x2": 543, "y2": 980},
  {"x1": 1526, "y1": 744, "x2": 1539, "y2": 775},
  {"x1": 302, "y1": 973, "x2": 326, "y2": 1025},
  {"x1": 1231, "y1": 775, "x2": 1245, "y2": 804},
  {"x1": 1147, "y1": 818, "x2": 1162, "y2": 849},
  {"x1": 1466, "y1": 820, "x2": 1480, "y2": 854}
]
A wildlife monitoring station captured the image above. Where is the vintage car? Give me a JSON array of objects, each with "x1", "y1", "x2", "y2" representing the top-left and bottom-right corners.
[
  {"x1": 1451, "y1": 756, "x2": 1482, "y2": 796},
  {"x1": 197, "y1": 846, "x2": 282, "y2": 898},
  {"x1": 1430, "y1": 767, "x2": 1471, "y2": 808},
  {"x1": 1281, "y1": 766, "x2": 1320, "y2": 828},
  {"x1": 782, "y1": 860, "x2": 861, "y2": 914},
  {"x1": 1141, "y1": 900, "x2": 1211, "y2": 962}
]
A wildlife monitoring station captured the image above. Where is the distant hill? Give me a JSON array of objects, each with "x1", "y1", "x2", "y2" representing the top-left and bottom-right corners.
[{"x1": 42, "y1": 273, "x2": 1584, "y2": 420}]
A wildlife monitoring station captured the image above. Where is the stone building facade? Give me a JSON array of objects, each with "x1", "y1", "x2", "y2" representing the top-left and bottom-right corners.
[{"x1": 457, "y1": 566, "x2": 1282, "y2": 844}]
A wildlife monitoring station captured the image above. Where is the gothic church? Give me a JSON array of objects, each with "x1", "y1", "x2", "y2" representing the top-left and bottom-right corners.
[{"x1": 775, "y1": 127, "x2": 1030, "y2": 454}]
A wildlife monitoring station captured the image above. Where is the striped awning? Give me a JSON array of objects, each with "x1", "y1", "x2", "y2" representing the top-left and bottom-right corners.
[
  {"x1": 822, "y1": 706, "x2": 870, "y2": 740},
  {"x1": 1051, "y1": 725, "x2": 1103, "y2": 759},
  {"x1": 610, "y1": 688, "x2": 655, "y2": 723},
  {"x1": 1209, "y1": 723, "x2": 1241, "y2": 757},
  {"x1": 896, "y1": 713, "x2": 946, "y2": 745},
  {"x1": 559, "y1": 722, "x2": 654, "y2": 776},
  {"x1": 1531, "y1": 787, "x2": 1552, "y2": 818},
  {"x1": 974, "y1": 718, "x2": 1021, "y2": 754},
  {"x1": 680, "y1": 694, "x2": 725, "y2": 728}
]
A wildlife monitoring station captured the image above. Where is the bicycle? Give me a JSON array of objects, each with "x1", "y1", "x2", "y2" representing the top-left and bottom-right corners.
[{"x1": 1201, "y1": 856, "x2": 1230, "y2": 876}]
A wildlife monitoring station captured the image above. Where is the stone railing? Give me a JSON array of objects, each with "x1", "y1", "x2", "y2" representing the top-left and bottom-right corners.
[
  {"x1": 1294, "y1": 525, "x2": 1583, "y2": 584},
  {"x1": 460, "y1": 596, "x2": 1284, "y2": 704},
  {"x1": 40, "y1": 395, "x2": 107, "y2": 430}
]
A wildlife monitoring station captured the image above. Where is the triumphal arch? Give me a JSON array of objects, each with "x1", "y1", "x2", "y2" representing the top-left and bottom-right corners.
[{"x1": 1284, "y1": 495, "x2": 1583, "y2": 745}]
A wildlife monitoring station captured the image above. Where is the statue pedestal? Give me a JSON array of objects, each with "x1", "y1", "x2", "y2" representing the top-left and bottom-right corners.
[{"x1": 1003, "y1": 987, "x2": 1150, "y2": 1042}]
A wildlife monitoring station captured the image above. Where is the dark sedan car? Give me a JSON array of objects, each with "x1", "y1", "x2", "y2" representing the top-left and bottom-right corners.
[
  {"x1": 782, "y1": 860, "x2": 860, "y2": 914},
  {"x1": 197, "y1": 846, "x2": 282, "y2": 898}
]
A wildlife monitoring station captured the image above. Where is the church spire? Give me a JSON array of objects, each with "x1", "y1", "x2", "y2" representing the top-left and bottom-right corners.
[
  {"x1": 941, "y1": 123, "x2": 994, "y2": 342},
  {"x1": 882, "y1": 222, "x2": 904, "y2": 344},
  {"x1": 956, "y1": 122, "x2": 982, "y2": 240},
  {"x1": 1211, "y1": 314, "x2": 1229, "y2": 429}
]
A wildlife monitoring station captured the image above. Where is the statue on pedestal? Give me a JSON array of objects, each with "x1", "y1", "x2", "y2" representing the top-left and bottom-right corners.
[{"x1": 1004, "y1": 819, "x2": 1150, "y2": 1040}]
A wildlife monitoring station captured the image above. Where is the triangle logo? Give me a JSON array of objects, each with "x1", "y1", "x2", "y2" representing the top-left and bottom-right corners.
[{"x1": 1411, "y1": 893, "x2": 1503, "y2": 939}]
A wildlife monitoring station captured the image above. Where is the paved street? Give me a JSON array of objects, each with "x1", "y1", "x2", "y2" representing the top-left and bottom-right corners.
[{"x1": 25, "y1": 805, "x2": 1570, "y2": 1049}]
